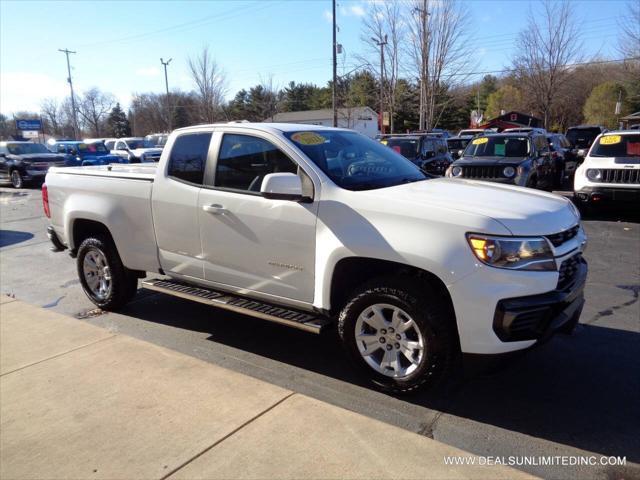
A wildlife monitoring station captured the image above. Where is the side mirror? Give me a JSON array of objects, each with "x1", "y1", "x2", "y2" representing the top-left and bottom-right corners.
[{"x1": 260, "y1": 172, "x2": 304, "y2": 201}]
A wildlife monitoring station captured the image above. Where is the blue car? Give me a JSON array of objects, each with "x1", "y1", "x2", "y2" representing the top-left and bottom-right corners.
[{"x1": 51, "y1": 141, "x2": 126, "y2": 167}]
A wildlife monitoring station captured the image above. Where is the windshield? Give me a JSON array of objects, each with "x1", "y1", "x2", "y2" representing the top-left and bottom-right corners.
[
  {"x1": 285, "y1": 130, "x2": 427, "y2": 191},
  {"x1": 590, "y1": 135, "x2": 640, "y2": 158},
  {"x1": 144, "y1": 135, "x2": 168, "y2": 147},
  {"x1": 463, "y1": 136, "x2": 530, "y2": 158},
  {"x1": 566, "y1": 128, "x2": 601, "y2": 148},
  {"x1": 7, "y1": 143, "x2": 50, "y2": 155},
  {"x1": 126, "y1": 139, "x2": 153, "y2": 149},
  {"x1": 447, "y1": 139, "x2": 469, "y2": 150},
  {"x1": 78, "y1": 142, "x2": 109, "y2": 154},
  {"x1": 385, "y1": 138, "x2": 419, "y2": 158}
]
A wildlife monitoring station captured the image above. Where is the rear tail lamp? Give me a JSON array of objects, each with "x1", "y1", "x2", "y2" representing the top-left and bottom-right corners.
[{"x1": 42, "y1": 184, "x2": 50, "y2": 218}]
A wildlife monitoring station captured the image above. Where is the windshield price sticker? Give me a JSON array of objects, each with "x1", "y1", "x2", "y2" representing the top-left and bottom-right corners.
[
  {"x1": 291, "y1": 132, "x2": 326, "y2": 145},
  {"x1": 600, "y1": 135, "x2": 621, "y2": 145},
  {"x1": 472, "y1": 137, "x2": 489, "y2": 145}
]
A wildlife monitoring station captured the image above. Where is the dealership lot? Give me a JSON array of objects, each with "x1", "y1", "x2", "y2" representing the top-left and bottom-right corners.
[{"x1": 1, "y1": 185, "x2": 638, "y2": 479}]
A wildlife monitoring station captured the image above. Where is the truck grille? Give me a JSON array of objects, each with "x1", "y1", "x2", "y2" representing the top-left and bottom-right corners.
[
  {"x1": 545, "y1": 225, "x2": 579, "y2": 247},
  {"x1": 592, "y1": 168, "x2": 640, "y2": 184},
  {"x1": 557, "y1": 253, "x2": 583, "y2": 290},
  {"x1": 461, "y1": 165, "x2": 505, "y2": 179}
]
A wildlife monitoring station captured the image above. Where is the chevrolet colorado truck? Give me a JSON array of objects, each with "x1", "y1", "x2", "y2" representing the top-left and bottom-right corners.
[{"x1": 43, "y1": 123, "x2": 588, "y2": 393}]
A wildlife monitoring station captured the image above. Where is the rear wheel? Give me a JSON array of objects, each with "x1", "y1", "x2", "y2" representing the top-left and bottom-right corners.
[
  {"x1": 338, "y1": 277, "x2": 457, "y2": 394},
  {"x1": 10, "y1": 170, "x2": 23, "y2": 189},
  {"x1": 77, "y1": 235, "x2": 138, "y2": 311}
]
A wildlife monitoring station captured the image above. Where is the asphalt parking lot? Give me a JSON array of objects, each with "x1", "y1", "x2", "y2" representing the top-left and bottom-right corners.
[{"x1": 1, "y1": 184, "x2": 638, "y2": 480}]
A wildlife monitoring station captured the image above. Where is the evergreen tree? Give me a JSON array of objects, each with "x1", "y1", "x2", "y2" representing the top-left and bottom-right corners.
[{"x1": 107, "y1": 103, "x2": 131, "y2": 137}]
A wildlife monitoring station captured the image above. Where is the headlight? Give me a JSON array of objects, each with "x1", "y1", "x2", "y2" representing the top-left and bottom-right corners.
[
  {"x1": 466, "y1": 234, "x2": 556, "y2": 271},
  {"x1": 586, "y1": 169, "x2": 601, "y2": 181},
  {"x1": 452, "y1": 166, "x2": 463, "y2": 177},
  {"x1": 503, "y1": 166, "x2": 516, "y2": 178}
]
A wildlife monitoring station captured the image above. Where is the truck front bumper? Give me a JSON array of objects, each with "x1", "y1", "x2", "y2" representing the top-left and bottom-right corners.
[
  {"x1": 448, "y1": 250, "x2": 587, "y2": 355},
  {"x1": 492, "y1": 257, "x2": 587, "y2": 342}
]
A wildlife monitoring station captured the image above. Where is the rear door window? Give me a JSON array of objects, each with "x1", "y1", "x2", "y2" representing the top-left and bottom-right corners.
[{"x1": 167, "y1": 132, "x2": 212, "y2": 185}]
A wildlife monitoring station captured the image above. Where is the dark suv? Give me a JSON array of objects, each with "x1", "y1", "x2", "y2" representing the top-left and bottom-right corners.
[
  {"x1": 566, "y1": 125, "x2": 607, "y2": 161},
  {"x1": 383, "y1": 134, "x2": 452, "y2": 176},
  {"x1": 445, "y1": 133, "x2": 556, "y2": 190},
  {"x1": 0, "y1": 141, "x2": 66, "y2": 188}
]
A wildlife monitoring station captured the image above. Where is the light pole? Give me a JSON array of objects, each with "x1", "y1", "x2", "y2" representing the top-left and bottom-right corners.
[
  {"x1": 160, "y1": 58, "x2": 172, "y2": 131},
  {"x1": 372, "y1": 35, "x2": 387, "y2": 134},
  {"x1": 58, "y1": 48, "x2": 79, "y2": 139}
]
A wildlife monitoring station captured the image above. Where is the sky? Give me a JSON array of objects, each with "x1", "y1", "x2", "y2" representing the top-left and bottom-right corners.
[{"x1": 0, "y1": 0, "x2": 627, "y2": 115}]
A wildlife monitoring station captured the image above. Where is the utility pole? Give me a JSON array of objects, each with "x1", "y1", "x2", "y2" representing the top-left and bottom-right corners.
[
  {"x1": 332, "y1": 0, "x2": 338, "y2": 127},
  {"x1": 160, "y1": 58, "x2": 173, "y2": 132},
  {"x1": 58, "y1": 48, "x2": 79, "y2": 139},
  {"x1": 414, "y1": 1, "x2": 429, "y2": 131},
  {"x1": 372, "y1": 35, "x2": 388, "y2": 134}
]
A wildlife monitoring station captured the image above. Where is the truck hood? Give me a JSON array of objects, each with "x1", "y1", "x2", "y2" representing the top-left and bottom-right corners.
[
  {"x1": 453, "y1": 156, "x2": 526, "y2": 165},
  {"x1": 11, "y1": 153, "x2": 65, "y2": 162},
  {"x1": 130, "y1": 147, "x2": 163, "y2": 156},
  {"x1": 368, "y1": 178, "x2": 579, "y2": 236},
  {"x1": 585, "y1": 156, "x2": 640, "y2": 168}
]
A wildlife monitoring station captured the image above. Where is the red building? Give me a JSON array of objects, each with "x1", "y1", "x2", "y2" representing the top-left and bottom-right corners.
[{"x1": 478, "y1": 111, "x2": 542, "y2": 131}]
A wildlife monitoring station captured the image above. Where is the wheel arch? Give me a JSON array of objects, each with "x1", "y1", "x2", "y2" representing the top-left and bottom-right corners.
[{"x1": 328, "y1": 257, "x2": 459, "y2": 344}]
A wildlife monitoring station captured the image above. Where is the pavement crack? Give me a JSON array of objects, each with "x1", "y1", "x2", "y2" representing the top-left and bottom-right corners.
[
  {"x1": 0, "y1": 335, "x2": 117, "y2": 377},
  {"x1": 160, "y1": 391, "x2": 296, "y2": 480}
]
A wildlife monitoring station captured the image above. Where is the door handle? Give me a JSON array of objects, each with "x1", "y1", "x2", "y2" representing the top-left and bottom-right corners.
[{"x1": 202, "y1": 204, "x2": 227, "y2": 215}]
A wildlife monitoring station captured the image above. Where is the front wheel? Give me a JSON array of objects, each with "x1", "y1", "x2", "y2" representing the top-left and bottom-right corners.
[
  {"x1": 338, "y1": 277, "x2": 458, "y2": 394},
  {"x1": 10, "y1": 170, "x2": 24, "y2": 189},
  {"x1": 77, "y1": 235, "x2": 138, "y2": 311}
]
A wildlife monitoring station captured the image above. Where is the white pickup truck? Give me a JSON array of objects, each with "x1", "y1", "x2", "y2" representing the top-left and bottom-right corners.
[{"x1": 43, "y1": 123, "x2": 588, "y2": 393}]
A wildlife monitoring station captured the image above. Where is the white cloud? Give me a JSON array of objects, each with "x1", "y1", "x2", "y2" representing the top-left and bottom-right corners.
[
  {"x1": 0, "y1": 72, "x2": 68, "y2": 114},
  {"x1": 135, "y1": 66, "x2": 161, "y2": 77},
  {"x1": 350, "y1": 5, "x2": 366, "y2": 16},
  {"x1": 323, "y1": 9, "x2": 333, "y2": 23}
]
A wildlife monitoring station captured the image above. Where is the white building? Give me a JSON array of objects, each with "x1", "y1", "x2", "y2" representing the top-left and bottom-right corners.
[{"x1": 268, "y1": 106, "x2": 379, "y2": 138}]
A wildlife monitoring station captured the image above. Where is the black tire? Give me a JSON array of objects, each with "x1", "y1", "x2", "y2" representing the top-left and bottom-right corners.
[
  {"x1": 77, "y1": 235, "x2": 138, "y2": 311},
  {"x1": 10, "y1": 170, "x2": 24, "y2": 189},
  {"x1": 338, "y1": 277, "x2": 458, "y2": 394}
]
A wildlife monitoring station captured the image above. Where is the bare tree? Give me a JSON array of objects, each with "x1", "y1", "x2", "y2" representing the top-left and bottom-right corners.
[
  {"x1": 40, "y1": 98, "x2": 63, "y2": 136},
  {"x1": 77, "y1": 88, "x2": 116, "y2": 137},
  {"x1": 512, "y1": 0, "x2": 582, "y2": 129},
  {"x1": 188, "y1": 46, "x2": 228, "y2": 123},
  {"x1": 618, "y1": 0, "x2": 640, "y2": 59},
  {"x1": 408, "y1": 0, "x2": 473, "y2": 130},
  {"x1": 359, "y1": 1, "x2": 406, "y2": 132}
]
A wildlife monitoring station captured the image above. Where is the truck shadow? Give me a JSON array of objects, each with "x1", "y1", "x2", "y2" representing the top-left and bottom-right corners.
[{"x1": 121, "y1": 294, "x2": 639, "y2": 463}]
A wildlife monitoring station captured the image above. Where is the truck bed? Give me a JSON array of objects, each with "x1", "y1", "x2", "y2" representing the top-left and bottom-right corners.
[
  {"x1": 46, "y1": 164, "x2": 160, "y2": 274},
  {"x1": 49, "y1": 163, "x2": 157, "y2": 181}
]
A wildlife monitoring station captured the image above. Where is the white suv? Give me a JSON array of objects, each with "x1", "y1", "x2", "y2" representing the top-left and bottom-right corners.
[{"x1": 574, "y1": 130, "x2": 640, "y2": 206}]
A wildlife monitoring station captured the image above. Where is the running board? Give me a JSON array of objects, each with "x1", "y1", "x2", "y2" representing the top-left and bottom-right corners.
[{"x1": 141, "y1": 279, "x2": 330, "y2": 334}]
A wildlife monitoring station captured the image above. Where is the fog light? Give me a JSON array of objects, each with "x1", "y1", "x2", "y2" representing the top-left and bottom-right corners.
[
  {"x1": 452, "y1": 166, "x2": 463, "y2": 177},
  {"x1": 503, "y1": 166, "x2": 516, "y2": 178}
]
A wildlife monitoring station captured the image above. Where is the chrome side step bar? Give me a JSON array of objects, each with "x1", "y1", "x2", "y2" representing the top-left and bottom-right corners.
[{"x1": 141, "y1": 279, "x2": 330, "y2": 334}]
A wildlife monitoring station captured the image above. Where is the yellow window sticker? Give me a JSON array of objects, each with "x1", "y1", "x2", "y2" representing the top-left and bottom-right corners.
[
  {"x1": 78, "y1": 143, "x2": 87, "y2": 148},
  {"x1": 472, "y1": 137, "x2": 488, "y2": 145},
  {"x1": 380, "y1": 139, "x2": 388, "y2": 145},
  {"x1": 600, "y1": 135, "x2": 621, "y2": 145},
  {"x1": 291, "y1": 132, "x2": 326, "y2": 145}
]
